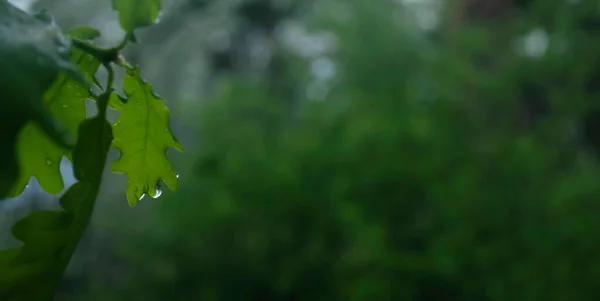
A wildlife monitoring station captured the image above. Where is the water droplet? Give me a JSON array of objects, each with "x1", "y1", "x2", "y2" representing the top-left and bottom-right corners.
[
  {"x1": 25, "y1": 184, "x2": 29, "y2": 189},
  {"x1": 45, "y1": 158, "x2": 52, "y2": 166},
  {"x1": 176, "y1": 173, "x2": 180, "y2": 179},
  {"x1": 152, "y1": 182, "x2": 163, "y2": 198}
]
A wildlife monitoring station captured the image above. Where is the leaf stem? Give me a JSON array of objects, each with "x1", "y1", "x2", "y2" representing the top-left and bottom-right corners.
[
  {"x1": 113, "y1": 33, "x2": 131, "y2": 52},
  {"x1": 71, "y1": 38, "x2": 114, "y2": 63},
  {"x1": 105, "y1": 63, "x2": 114, "y2": 92},
  {"x1": 71, "y1": 32, "x2": 130, "y2": 65},
  {"x1": 72, "y1": 32, "x2": 135, "y2": 75},
  {"x1": 96, "y1": 62, "x2": 114, "y2": 117}
]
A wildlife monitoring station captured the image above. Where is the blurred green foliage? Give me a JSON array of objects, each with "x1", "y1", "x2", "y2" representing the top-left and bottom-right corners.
[{"x1": 65, "y1": 0, "x2": 600, "y2": 300}]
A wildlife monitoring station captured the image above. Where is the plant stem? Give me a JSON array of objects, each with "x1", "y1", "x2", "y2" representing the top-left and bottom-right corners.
[
  {"x1": 96, "y1": 63, "x2": 114, "y2": 117},
  {"x1": 71, "y1": 33, "x2": 130, "y2": 64}
]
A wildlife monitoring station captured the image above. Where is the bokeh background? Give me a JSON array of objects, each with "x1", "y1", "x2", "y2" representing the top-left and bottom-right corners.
[{"x1": 4, "y1": 0, "x2": 600, "y2": 300}]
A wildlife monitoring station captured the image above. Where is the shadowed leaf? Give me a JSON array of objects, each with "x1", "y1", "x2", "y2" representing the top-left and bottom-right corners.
[
  {"x1": 0, "y1": 1, "x2": 86, "y2": 198},
  {"x1": 0, "y1": 114, "x2": 112, "y2": 300},
  {"x1": 8, "y1": 29, "x2": 101, "y2": 197}
]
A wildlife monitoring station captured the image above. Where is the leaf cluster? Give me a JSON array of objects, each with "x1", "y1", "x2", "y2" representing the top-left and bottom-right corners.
[{"x1": 0, "y1": 0, "x2": 181, "y2": 299}]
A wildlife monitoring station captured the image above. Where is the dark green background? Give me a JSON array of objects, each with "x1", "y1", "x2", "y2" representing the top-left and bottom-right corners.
[{"x1": 6, "y1": 0, "x2": 600, "y2": 300}]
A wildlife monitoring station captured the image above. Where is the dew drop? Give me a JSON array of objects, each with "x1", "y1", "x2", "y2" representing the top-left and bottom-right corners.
[
  {"x1": 45, "y1": 158, "x2": 52, "y2": 166},
  {"x1": 152, "y1": 182, "x2": 163, "y2": 199},
  {"x1": 176, "y1": 173, "x2": 180, "y2": 179}
]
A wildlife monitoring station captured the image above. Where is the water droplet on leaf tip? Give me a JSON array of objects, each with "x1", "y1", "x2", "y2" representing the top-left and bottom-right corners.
[{"x1": 152, "y1": 182, "x2": 163, "y2": 199}]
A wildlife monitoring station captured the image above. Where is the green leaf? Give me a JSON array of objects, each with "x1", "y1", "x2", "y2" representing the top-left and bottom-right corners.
[
  {"x1": 112, "y1": 0, "x2": 161, "y2": 35},
  {"x1": 0, "y1": 1, "x2": 86, "y2": 198},
  {"x1": 66, "y1": 26, "x2": 101, "y2": 40},
  {"x1": 110, "y1": 67, "x2": 183, "y2": 206},
  {"x1": 0, "y1": 114, "x2": 113, "y2": 300},
  {"x1": 8, "y1": 37, "x2": 101, "y2": 197}
]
